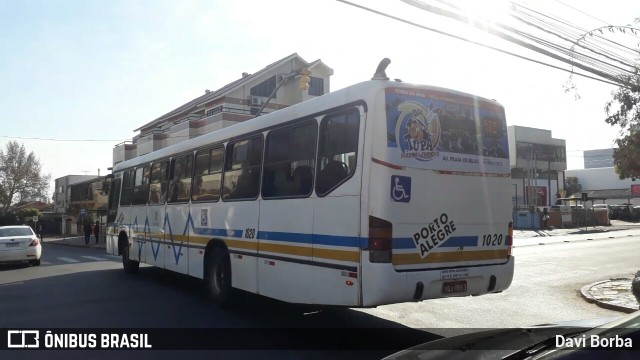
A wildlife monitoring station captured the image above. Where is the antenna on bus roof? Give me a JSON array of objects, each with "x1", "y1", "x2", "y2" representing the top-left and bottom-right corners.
[{"x1": 372, "y1": 58, "x2": 391, "y2": 80}]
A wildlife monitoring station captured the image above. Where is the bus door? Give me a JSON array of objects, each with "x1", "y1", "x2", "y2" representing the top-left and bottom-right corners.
[
  {"x1": 105, "y1": 173, "x2": 121, "y2": 256},
  {"x1": 164, "y1": 155, "x2": 192, "y2": 275},
  {"x1": 257, "y1": 121, "x2": 317, "y2": 302},
  {"x1": 220, "y1": 136, "x2": 262, "y2": 293},
  {"x1": 311, "y1": 108, "x2": 364, "y2": 306},
  {"x1": 146, "y1": 160, "x2": 169, "y2": 269}
]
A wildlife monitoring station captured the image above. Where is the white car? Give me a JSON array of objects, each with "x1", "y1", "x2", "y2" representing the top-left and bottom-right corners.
[{"x1": 0, "y1": 225, "x2": 42, "y2": 266}]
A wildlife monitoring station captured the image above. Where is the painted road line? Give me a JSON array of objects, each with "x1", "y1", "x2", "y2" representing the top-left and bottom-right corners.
[
  {"x1": 58, "y1": 257, "x2": 80, "y2": 263},
  {"x1": 40, "y1": 261, "x2": 52, "y2": 265},
  {"x1": 82, "y1": 256, "x2": 108, "y2": 261}
]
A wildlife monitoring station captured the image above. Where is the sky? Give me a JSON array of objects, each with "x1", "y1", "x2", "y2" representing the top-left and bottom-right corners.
[{"x1": 1, "y1": 0, "x2": 639, "y2": 199}]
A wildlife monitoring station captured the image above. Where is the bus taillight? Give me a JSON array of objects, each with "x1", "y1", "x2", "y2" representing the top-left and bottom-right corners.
[
  {"x1": 369, "y1": 216, "x2": 392, "y2": 263},
  {"x1": 506, "y1": 221, "x2": 513, "y2": 255}
]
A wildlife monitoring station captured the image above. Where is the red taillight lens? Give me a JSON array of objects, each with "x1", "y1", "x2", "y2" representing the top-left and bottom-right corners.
[
  {"x1": 29, "y1": 238, "x2": 39, "y2": 246},
  {"x1": 369, "y1": 216, "x2": 392, "y2": 263}
]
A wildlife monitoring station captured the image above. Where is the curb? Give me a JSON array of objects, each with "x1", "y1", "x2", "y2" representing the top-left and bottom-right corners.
[
  {"x1": 580, "y1": 280, "x2": 639, "y2": 314},
  {"x1": 514, "y1": 229, "x2": 640, "y2": 247},
  {"x1": 43, "y1": 239, "x2": 106, "y2": 251}
]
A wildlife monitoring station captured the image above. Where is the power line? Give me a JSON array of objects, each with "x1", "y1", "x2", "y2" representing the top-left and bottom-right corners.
[
  {"x1": 552, "y1": 0, "x2": 612, "y2": 26},
  {"x1": 397, "y1": 0, "x2": 637, "y2": 88},
  {"x1": 335, "y1": 0, "x2": 624, "y2": 88}
]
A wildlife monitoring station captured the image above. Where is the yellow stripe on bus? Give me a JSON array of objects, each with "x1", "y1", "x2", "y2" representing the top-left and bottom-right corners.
[
  {"x1": 225, "y1": 238, "x2": 259, "y2": 251},
  {"x1": 257, "y1": 243, "x2": 360, "y2": 263},
  {"x1": 392, "y1": 249, "x2": 509, "y2": 265}
]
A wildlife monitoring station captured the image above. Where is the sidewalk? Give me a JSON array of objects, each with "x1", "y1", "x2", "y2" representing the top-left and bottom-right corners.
[
  {"x1": 513, "y1": 219, "x2": 640, "y2": 246},
  {"x1": 581, "y1": 278, "x2": 639, "y2": 313},
  {"x1": 41, "y1": 234, "x2": 106, "y2": 250}
]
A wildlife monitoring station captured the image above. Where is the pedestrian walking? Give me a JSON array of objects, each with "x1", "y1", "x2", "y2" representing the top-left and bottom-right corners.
[
  {"x1": 94, "y1": 221, "x2": 100, "y2": 244},
  {"x1": 542, "y1": 208, "x2": 550, "y2": 229},
  {"x1": 83, "y1": 221, "x2": 91, "y2": 245}
]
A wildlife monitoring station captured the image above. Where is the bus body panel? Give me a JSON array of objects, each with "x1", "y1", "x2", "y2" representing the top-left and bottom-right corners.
[
  {"x1": 129, "y1": 205, "x2": 147, "y2": 264},
  {"x1": 164, "y1": 204, "x2": 189, "y2": 274},
  {"x1": 358, "y1": 84, "x2": 514, "y2": 305},
  {"x1": 218, "y1": 201, "x2": 259, "y2": 293},
  {"x1": 257, "y1": 197, "x2": 316, "y2": 301},
  {"x1": 311, "y1": 195, "x2": 361, "y2": 306},
  {"x1": 187, "y1": 202, "x2": 218, "y2": 279},
  {"x1": 146, "y1": 204, "x2": 166, "y2": 269}
]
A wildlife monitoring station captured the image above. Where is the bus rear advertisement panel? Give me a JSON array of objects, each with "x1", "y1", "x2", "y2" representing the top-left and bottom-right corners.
[{"x1": 384, "y1": 86, "x2": 510, "y2": 175}]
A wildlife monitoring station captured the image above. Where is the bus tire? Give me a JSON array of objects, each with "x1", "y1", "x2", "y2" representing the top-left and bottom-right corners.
[
  {"x1": 122, "y1": 243, "x2": 139, "y2": 274},
  {"x1": 204, "y1": 246, "x2": 232, "y2": 306}
]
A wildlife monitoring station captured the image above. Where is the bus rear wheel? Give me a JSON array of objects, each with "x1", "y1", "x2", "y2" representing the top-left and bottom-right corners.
[
  {"x1": 205, "y1": 246, "x2": 232, "y2": 306},
  {"x1": 123, "y1": 244, "x2": 139, "y2": 274}
]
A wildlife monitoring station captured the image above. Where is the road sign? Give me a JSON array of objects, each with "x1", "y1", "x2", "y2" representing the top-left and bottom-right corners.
[
  {"x1": 581, "y1": 192, "x2": 588, "y2": 202},
  {"x1": 33, "y1": 216, "x2": 38, "y2": 222},
  {"x1": 80, "y1": 208, "x2": 86, "y2": 215}
]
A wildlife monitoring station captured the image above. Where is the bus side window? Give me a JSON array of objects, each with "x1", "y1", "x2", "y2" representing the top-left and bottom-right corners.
[
  {"x1": 316, "y1": 108, "x2": 360, "y2": 196},
  {"x1": 120, "y1": 169, "x2": 134, "y2": 206},
  {"x1": 223, "y1": 136, "x2": 263, "y2": 201},
  {"x1": 148, "y1": 161, "x2": 167, "y2": 205},
  {"x1": 168, "y1": 155, "x2": 193, "y2": 203},
  {"x1": 262, "y1": 121, "x2": 317, "y2": 199},
  {"x1": 132, "y1": 166, "x2": 149, "y2": 205}
]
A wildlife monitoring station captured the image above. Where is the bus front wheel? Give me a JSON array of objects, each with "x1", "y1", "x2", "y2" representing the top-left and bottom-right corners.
[
  {"x1": 122, "y1": 244, "x2": 139, "y2": 274},
  {"x1": 205, "y1": 246, "x2": 232, "y2": 306}
]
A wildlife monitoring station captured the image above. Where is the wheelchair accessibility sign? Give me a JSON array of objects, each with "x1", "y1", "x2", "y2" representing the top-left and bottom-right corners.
[{"x1": 391, "y1": 175, "x2": 411, "y2": 203}]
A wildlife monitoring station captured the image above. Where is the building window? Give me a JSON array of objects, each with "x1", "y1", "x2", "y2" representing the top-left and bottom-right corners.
[
  {"x1": 309, "y1": 77, "x2": 324, "y2": 96},
  {"x1": 250, "y1": 76, "x2": 277, "y2": 98}
]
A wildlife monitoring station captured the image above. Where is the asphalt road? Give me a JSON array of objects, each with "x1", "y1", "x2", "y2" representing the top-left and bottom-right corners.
[
  {"x1": 0, "y1": 244, "x2": 433, "y2": 359},
  {"x1": 357, "y1": 235, "x2": 639, "y2": 334},
  {"x1": 1, "y1": 236, "x2": 638, "y2": 359}
]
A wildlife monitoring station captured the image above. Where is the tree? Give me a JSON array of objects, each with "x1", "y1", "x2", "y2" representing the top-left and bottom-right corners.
[
  {"x1": 0, "y1": 141, "x2": 51, "y2": 214},
  {"x1": 17, "y1": 208, "x2": 41, "y2": 222},
  {"x1": 603, "y1": 19, "x2": 640, "y2": 179},
  {"x1": 564, "y1": 177, "x2": 582, "y2": 197}
]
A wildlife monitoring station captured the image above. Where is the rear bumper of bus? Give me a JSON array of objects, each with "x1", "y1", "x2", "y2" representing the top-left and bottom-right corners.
[{"x1": 360, "y1": 256, "x2": 514, "y2": 307}]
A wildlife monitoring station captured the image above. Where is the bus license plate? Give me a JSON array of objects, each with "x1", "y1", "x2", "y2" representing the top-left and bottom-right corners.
[{"x1": 442, "y1": 280, "x2": 467, "y2": 294}]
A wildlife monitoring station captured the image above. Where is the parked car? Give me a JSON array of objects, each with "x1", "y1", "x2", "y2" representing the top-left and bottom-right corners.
[
  {"x1": 0, "y1": 225, "x2": 42, "y2": 266},
  {"x1": 609, "y1": 205, "x2": 632, "y2": 220}
]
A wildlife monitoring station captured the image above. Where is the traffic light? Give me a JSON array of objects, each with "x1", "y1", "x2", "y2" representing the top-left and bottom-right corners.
[{"x1": 299, "y1": 67, "x2": 311, "y2": 91}]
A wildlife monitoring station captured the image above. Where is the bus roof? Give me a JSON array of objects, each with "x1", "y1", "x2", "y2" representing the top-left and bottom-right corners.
[{"x1": 112, "y1": 80, "x2": 503, "y2": 172}]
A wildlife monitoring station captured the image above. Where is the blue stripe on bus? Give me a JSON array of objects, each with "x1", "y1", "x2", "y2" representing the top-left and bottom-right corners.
[
  {"x1": 392, "y1": 236, "x2": 478, "y2": 249},
  {"x1": 191, "y1": 227, "x2": 244, "y2": 238},
  {"x1": 258, "y1": 231, "x2": 362, "y2": 248}
]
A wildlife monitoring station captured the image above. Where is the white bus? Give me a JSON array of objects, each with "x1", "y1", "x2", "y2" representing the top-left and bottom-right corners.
[{"x1": 104, "y1": 62, "x2": 514, "y2": 307}]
